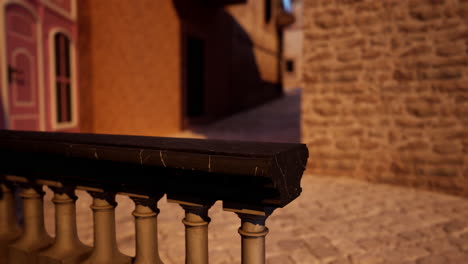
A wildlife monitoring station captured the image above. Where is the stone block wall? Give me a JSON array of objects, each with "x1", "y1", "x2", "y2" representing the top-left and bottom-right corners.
[{"x1": 302, "y1": 0, "x2": 468, "y2": 196}]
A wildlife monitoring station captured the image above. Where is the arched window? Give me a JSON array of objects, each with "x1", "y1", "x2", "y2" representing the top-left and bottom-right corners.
[{"x1": 53, "y1": 32, "x2": 72, "y2": 124}]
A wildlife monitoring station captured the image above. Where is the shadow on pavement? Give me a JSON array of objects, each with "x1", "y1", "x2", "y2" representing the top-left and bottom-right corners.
[{"x1": 176, "y1": 88, "x2": 302, "y2": 143}]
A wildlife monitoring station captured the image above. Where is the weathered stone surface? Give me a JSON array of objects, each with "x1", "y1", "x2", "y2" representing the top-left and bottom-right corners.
[
  {"x1": 400, "y1": 45, "x2": 432, "y2": 57},
  {"x1": 432, "y1": 83, "x2": 468, "y2": 93},
  {"x1": 362, "y1": 48, "x2": 381, "y2": 60},
  {"x1": 398, "y1": 141, "x2": 430, "y2": 152},
  {"x1": 394, "y1": 70, "x2": 414, "y2": 81},
  {"x1": 313, "y1": 104, "x2": 340, "y2": 116},
  {"x1": 436, "y1": 44, "x2": 465, "y2": 57},
  {"x1": 359, "y1": 139, "x2": 379, "y2": 150},
  {"x1": 455, "y1": 103, "x2": 468, "y2": 118},
  {"x1": 418, "y1": 69, "x2": 462, "y2": 80},
  {"x1": 395, "y1": 118, "x2": 426, "y2": 129},
  {"x1": 308, "y1": 137, "x2": 333, "y2": 148},
  {"x1": 302, "y1": 0, "x2": 468, "y2": 196},
  {"x1": 398, "y1": 24, "x2": 431, "y2": 33},
  {"x1": 433, "y1": 142, "x2": 462, "y2": 154},
  {"x1": 409, "y1": 6, "x2": 442, "y2": 21},
  {"x1": 336, "y1": 140, "x2": 358, "y2": 151},
  {"x1": 337, "y1": 52, "x2": 360, "y2": 62},
  {"x1": 334, "y1": 85, "x2": 365, "y2": 94},
  {"x1": 425, "y1": 167, "x2": 459, "y2": 177},
  {"x1": 315, "y1": 11, "x2": 344, "y2": 29},
  {"x1": 308, "y1": 51, "x2": 334, "y2": 61}
]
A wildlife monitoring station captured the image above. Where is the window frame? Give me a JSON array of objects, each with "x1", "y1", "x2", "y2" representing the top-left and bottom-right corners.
[{"x1": 49, "y1": 28, "x2": 77, "y2": 130}]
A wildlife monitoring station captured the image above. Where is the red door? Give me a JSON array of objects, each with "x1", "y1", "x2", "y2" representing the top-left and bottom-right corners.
[{"x1": 5, "y1": 4, "x2": 40, "y2": 130}]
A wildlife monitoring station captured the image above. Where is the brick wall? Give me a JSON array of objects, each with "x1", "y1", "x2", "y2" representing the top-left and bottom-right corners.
[{"x1": 302, "y1": 0, "x2": 468, "y2": 196}]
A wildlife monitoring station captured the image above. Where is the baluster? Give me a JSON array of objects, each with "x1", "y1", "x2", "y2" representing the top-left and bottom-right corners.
[
  {"x1": 37, "y1": 187, "x2": 91, "y2": 264},
  {"x1": 224, "y1": 205, "x2": 274, "y2": 264},
  {"x1": 8, "y1": 185, "x2": 53, "y2": 264},
  {"x1": 237, "y1": 213, "x2": 269, "y2": 264},
  {"x1": 132, "y1": 197, "x2": 163, "y2": 264},
  {"x1": 169, "y1": 199, "x2": 213, "y2": 264},
  {"x1": 82, "y1": 192, "x2": 131, "y2": 264},
  {"x1": 0, "y1": 183, "x2": 21, "y2": 264}
]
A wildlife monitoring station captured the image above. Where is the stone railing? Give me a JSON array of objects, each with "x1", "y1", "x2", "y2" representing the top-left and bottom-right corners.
[{"x1": 0, "y1": 130, "x2": 308, "y2": 264}]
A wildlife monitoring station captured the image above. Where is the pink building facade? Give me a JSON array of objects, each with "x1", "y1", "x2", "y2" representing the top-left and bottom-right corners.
[{"x1": 0, "y1": 0, "x2": 78, "y2": 132}]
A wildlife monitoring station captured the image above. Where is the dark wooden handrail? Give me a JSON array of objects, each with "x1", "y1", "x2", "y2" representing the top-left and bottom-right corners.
[{"x1": 0, "y1": 130, "x2": 308, "y2": 210}]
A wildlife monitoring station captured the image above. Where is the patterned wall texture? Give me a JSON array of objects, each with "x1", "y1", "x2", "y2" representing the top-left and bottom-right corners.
[{"x1": 302, "y1": 0, "x2": 468, "y2": 196}]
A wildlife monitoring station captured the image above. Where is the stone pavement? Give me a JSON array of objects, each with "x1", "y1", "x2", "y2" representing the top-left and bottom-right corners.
[
  {"x1": 173, "y1": 88, "x2": 302, "y2": 143},
  {"x1": 41, "y1": 89, "x2": 468, "y2": 263}
]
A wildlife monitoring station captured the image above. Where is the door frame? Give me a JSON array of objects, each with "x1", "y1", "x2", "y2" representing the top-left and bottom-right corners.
[{"x1": 0, "y1": 0, "x2": 45, "y2": 130}]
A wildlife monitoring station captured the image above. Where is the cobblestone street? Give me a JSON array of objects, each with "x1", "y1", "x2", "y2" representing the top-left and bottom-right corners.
[{"x1": 43, "y1": 89, "x2": 468, "y2": 263}]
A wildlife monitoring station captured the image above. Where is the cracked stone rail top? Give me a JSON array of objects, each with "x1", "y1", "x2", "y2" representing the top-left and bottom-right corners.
[{"x1": 0, "y1": 130, "x2": 308, "y2": 264}]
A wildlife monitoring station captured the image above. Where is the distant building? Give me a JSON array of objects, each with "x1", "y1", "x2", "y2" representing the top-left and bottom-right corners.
[
  {"x1": 1, "y1": 0, "x2": 293, "y2": 135},
  {"x1": 282, "y1": 0, "x2": 303, "y2": 90}
]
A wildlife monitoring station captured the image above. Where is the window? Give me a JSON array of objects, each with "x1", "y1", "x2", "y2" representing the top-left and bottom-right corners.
[
  {"x1": 54, "y1": 33, "x2": 72, "y2": 123},
  {"x1": 285, "y1": 59, "x2": 295, "y2": 73},
  {"x1": 265, "y1": 0, "x2": 272, "y2": 23}
]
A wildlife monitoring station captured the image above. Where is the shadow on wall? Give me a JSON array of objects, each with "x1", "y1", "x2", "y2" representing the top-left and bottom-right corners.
[
  {"x1": 179, "y1": 88, "x2": 301, "y2": 143},
  {"x1": 0, "y1": 100, "x2": 5, "y2": 129},
  {"x1": 172, "y1": 0, "x2": 282, "y2": 126}
]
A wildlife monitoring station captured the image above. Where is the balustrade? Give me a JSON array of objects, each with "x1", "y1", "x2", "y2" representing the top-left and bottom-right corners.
[
  {"x1": 0, "y1": 130, "x2": 308, "y2": 264},
  {"x1": 37, "y1": 186, "x2": 91, "y2": 264},
  {"x1": 0, "y1": 183, "x2": 21, "y2": 264}
]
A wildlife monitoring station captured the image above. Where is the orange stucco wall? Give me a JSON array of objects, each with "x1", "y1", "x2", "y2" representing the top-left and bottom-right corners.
[{"x1": 78, "y1": 0, "x2": 181, "y2": 136}]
